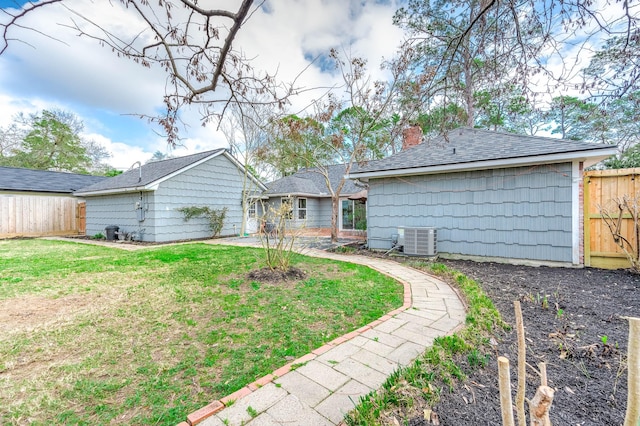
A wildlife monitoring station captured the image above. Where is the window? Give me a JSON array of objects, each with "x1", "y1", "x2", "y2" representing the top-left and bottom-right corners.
[
  {"x1": 247, "y1": 201, "x2": 256, "y2": 218},
  {"x1": 281, "y1": 197, "x2": 293, "y2": 219},
  {"x1": 341, "y1": 199, "x2": 367, "y2": 230},
  {"x1": 298, "y1": 198, "x2": 307, "y2": 220}
]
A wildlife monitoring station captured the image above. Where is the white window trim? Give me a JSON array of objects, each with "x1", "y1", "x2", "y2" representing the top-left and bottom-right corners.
[{"x1": 297, "y1": 197, "x2": 307, "y2": 220}]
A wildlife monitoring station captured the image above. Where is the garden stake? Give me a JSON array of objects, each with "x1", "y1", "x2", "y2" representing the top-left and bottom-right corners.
[
  {"x1": 498, "y1": 356, "x2": 515, "y2": 426},
  {"x1": 515, "y1": 301, "x2": 526, "y2": 426},
  {"x1": 624, "y1": 317, "x2": 640, "y2": 426},
  {"x1": 537, "y1": 362, "x2": 552, "y2": 426},
  {"x1": 528, "y1": 385, "x2": 554, "y2": 426}
]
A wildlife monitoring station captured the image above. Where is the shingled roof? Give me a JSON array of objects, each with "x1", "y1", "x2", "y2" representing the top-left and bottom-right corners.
[
  {"x1": 0, "y1": 166, "x2": 107, "y2": 194},
  {"x1": 264, "y1": 164, "x2": 363, "y2": 197},
  {"x1": 349, "y1": 127, "x2": 617, "y2": 178},
  {"x1": 74, "y1": 149, "x2": 266, "y2": 196}
]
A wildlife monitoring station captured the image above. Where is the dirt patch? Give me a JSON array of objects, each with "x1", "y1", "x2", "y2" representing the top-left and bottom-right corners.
[
  {"x1": 0, "y1": 290, "x2": 121, "y2": 336},
  {"x1": 412, "y1": 260, "x2": 640, "y2": 426},
  {"x1": 247, "y1": 266, "x2": 307, "y2": 283}
]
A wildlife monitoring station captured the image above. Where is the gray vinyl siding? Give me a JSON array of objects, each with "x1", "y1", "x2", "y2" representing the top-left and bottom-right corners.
[
  {"x1": 261, "y1": 196, "x2": 333, "y2": 229},
  {"x1": 85, "y1": 192, "x2": 151, "y2": 238},
  {"x1": 315, "y1": 198, "x2": 333, "y2": 228},
  {"x1": 367, "y1": 163, "x2": 574, "y2": 263},
  {"x1": 85, "y1": 154, "x2": 261, "y2": 242},
  {"x1": 151, "y1": 155, "x2": 258, "y2": 242}
]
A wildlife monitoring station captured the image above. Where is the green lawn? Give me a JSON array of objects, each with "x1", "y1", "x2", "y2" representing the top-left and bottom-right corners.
[{"x1": 0, "y1": 239, "x2": 403, "y2": 425}]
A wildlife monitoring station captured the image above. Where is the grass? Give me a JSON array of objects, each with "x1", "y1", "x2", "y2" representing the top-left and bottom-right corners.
[
  {"x1": 0, "y1": 239, "x2": 403, "y2": 425},
  {"x1": 344, "y1": 261, "x2": 508, "y2": 425}
]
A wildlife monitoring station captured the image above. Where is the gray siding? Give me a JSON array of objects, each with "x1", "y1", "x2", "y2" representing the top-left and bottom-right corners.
[
  {"x1": 85, "y1": 154, "x2": 261, "y2": 242},
  {"x1": 316, "y1": 198, "x2": 333, "y2": 228},
  {"x1": 367, "y1": 164, "x2": 574, "y2": 263},
  {"x1": 260, "y1": 196, "x2": 333, "y2": 229},
  {"x1": 151, "y1": 155, "x2": 260, "y2": 242},
  {"x1": 85, "y1": 192, "x2": 151, "y2": 238}
]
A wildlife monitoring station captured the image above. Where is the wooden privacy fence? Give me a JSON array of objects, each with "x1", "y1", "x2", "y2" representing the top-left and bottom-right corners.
[
  {"x1": 584, "y1": 168, "x2": 640, "y2": 269},
  {"x1": 0, "y1": 195, "x2": 85, "y2": 238}
]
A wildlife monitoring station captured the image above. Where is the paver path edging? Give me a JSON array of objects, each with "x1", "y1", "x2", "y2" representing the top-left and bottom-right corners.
[{"x1": 180, "y1": 241, "x2": 467, "y2": 426}]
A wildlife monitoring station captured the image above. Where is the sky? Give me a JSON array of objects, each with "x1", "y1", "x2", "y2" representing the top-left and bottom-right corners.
[{"x1": 0, "y1": 0, "x2": 405, "y2": 170}]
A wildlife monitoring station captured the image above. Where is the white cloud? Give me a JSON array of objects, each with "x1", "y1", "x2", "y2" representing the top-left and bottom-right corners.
[
  {"x1": 82, "y1": 132, "x2": 153, "y2": 170},
  {"x1": 0, "y1": 0, "x2": 405, "y2": 164}
]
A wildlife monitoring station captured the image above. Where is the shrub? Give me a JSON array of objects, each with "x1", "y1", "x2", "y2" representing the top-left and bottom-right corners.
[{"x1": 177, "y1": 206, "x2": 228, "y2": 237}]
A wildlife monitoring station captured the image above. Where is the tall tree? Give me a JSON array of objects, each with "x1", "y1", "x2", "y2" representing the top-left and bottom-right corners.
[
  {"x1": 545, "y1": 96, "x2": 609, "y2": 142},
  {"x1": 392, "y1": 0, "x2": 539, "y2": 128},
  {"x1": 392, "y1": 1, "x2": 639, "y2": 134},
  {"x1": 0, "y1": 109, "x2": 111, "y2": 173},
  {"x1": 583, "y1": 31, "x2": 640, "y2": 99},
  {"x1": 221, "y1": 100, "x2": 274, "y2": 235},
  {"x1": 263, "y1": 50, "x2": 400, "y2": 242}
]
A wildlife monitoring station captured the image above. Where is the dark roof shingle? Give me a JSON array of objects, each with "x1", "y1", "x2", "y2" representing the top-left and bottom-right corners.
[
  {"x1": 264, "y1": 164, "x2": 362, "y2": 196},
  {"x1": 75, "y1": 149, "x2": 225, "y2": 194},
  {"x1": 352, "y1": 127, "x2": 616, "y2": 174},
  {"x1": 0, "y1": 167, "x2": 107, "y2": 194}
]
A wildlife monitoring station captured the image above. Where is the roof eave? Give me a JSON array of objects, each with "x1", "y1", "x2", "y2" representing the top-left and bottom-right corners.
[
  {"x1": 347, "y1": 148, "x2": 618, "y2": 180},
  {"x1": 74, "y1": 184, "x2": 157, "y2": 197},
  {"x1": 263, "y1": 192, "x2": 330, "y2": 198}
]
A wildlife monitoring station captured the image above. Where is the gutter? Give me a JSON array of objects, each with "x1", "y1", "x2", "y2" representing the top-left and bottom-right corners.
[{"x1": 74, "y1": 184, "x2": 158, "y2": 197}]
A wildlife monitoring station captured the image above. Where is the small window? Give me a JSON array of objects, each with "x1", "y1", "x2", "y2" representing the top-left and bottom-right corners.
[
  {"x1": 248, "y1": 201, "x2": 256, "y2": 218},
  {"x1": 298, "y1": 198, "x2": 307, "y2": 220},
  {"x1": 281, "y1": 197, "x2": 293, "y2": 219}
]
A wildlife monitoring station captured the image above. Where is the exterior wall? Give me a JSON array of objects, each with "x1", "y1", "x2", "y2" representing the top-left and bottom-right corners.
[
  {"x1": 313, "y1": 198, "x2": 333, "y2": 228},
  {"x1": 84, "y1": 192, "x2": 150, "y2": 238},
  {"x1": 367, "y1": 163, "x2": 575, "y2": 263},
  {"x1": 150, "y1": 155, "x2": 261, "y2": 242},
  {"x1": 85, "y1": 154, "x2": 261, "y2": 242},
  {"x1": 260, "y1": 196, "x2": 332, "y2": 229}
]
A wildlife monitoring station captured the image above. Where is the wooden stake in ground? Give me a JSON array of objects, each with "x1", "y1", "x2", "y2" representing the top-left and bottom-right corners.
[
  {"x1": 498, "y1": 356, "x2": 515, "y2": 426},
  {"x1": 537, "y1": 362, "x2": 552, "y2": 426},
  {"x1": 514, "y1": 301, "x2": 526, "y2": 426},
  {"x1": 624, "y1": 317, "x2": 640, "y2": 426},
  {"x1": 528, "y1": 384, "x2": 554, "y2": 426}
]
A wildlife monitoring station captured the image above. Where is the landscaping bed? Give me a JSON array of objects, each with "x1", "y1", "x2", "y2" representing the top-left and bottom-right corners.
[{"x1": 424, "y1": 260, "x2": 640, "y2": 426}]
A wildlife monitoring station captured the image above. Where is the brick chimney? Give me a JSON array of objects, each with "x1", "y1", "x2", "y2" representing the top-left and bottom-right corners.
[{"x1": 402, "y1": 125, "x2": 423, "y2": 150}]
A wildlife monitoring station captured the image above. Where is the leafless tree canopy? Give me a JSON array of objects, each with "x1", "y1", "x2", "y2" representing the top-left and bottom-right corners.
[
  {"x1": 1, "y1": 0, "x2": 296, "y2": 144},
  {"x1": 393, "y1": 0, "x2": 640, "y2": 126}
]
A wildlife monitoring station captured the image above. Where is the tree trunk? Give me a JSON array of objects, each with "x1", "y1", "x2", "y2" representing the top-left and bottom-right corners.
[{"x1": 331, "y1": 196, "x2": 339, "y2": 243}]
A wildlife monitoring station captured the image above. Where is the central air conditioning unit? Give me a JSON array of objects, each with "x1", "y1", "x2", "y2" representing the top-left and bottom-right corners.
[{"x1": 397, "y1": 226, "x2": 437, "y2": 256}]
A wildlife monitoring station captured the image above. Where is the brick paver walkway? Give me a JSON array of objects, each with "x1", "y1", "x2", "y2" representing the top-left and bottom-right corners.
[{"x1": 183, "y1": 241, "x2": 466, "y2": 426}]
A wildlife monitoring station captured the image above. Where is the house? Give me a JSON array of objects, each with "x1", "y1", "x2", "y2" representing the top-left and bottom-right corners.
[
  {"x1": 0, "y1": 166, "x2": 107, "y2": 237},
  {"x1": 74, "y1": 149, "x2": 266, "y2": 242},
  {"x1": 347, "y1": 127, "x2": 618, "y2": 266},
  {"x1": 262, "y1": 164, "x2": 367, "y2": 236}
]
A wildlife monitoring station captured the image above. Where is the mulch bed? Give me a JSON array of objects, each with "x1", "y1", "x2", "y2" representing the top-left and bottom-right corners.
[
  {"x1": 418, "y1": 260, "x2": 640, "y2": 426},
  {"x1": 247, "y1": 266, "x2": 307, "y2": 282}
]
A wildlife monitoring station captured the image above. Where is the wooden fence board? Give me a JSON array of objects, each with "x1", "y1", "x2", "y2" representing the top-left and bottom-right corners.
[
  {"x1": 0, "y1": 194, "x2": 83, "y2": 238},
  {"x1": 584, "y1": 168, "x2": 640, "y2": 269}
]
